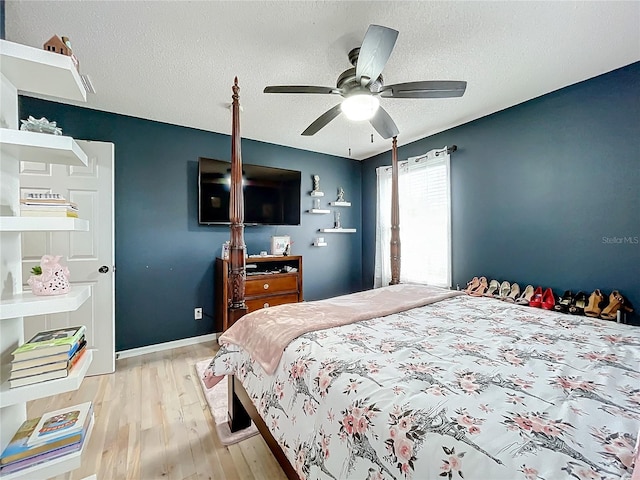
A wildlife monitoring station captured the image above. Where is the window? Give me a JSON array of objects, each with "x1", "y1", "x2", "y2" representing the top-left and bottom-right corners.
[{"x1": 374, "y1": 148, "x2": 451, "y2": 288}]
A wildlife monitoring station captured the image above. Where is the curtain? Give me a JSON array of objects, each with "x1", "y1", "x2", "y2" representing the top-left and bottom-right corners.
[{"x1": 374, "y1": 147, "x2": 451, "y2": 288}]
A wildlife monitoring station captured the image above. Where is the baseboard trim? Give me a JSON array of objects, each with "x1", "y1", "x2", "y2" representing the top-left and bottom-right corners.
[{"x1": 116, "y1": 333, "x2": 218, "y2": 360}]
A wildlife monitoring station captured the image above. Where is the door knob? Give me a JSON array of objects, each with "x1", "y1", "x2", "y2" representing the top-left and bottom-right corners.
[{"x1": 98, "y1": 265, "x2": 110, "y2": 273}]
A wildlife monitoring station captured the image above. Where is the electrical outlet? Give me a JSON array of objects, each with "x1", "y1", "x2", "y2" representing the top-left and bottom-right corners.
[{"x1": 194, "y1": 307, "x2": 203, "y2": 320}]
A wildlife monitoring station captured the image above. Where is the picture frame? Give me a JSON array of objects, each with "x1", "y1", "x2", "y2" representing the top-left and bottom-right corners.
[{"x1": 271, "y1": 235, "x2": 290, "y2": 255}]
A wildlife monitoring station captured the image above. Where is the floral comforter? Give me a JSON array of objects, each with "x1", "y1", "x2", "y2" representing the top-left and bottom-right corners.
[{"x1": 207, "y1": 291, "x2": 640, "y2": 480}]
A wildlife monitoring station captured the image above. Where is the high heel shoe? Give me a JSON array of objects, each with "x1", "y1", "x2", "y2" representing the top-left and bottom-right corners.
[
  {"x1": 529, "y1": 286, "x2": 544, "y2": 308},
  {"x1": 505, "y1": 283, "x2": 520, "y2": 302},
  {"x1": 516, "y1": 285, "x2": 535, "y2": 305},
  {"x1": 464, "y1": 277, "x2": 480, "y2": 294},
  {"x1": 498, "y1": 280, "x2": 511, "y2": 300},
  {"x1": 541, "y1": 288, "x2": 555, "y2": 310},
  {"x1": 484, "y1": 279, "x2": 500, "y2": 297},
  {"x1": 584, "y1": 289, "x2": 605, "y2": 317},
  {"x1": 469, "y1": 277, "x2": 489, "y2": 297},
  {"x1": 569, "y1": 291, "x2": 588, "y2": 315},
  {"x1": 600, "y1": 291, "x2": 634, "y2": 321},
  {"x1": 554, "y1": 290, "x2": 573, "y2": 313}
]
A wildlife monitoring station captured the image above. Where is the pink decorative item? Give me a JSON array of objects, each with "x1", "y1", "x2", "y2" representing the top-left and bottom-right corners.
[{"x1": 27, "y1": 255, "x2": 70, "y2": 295}]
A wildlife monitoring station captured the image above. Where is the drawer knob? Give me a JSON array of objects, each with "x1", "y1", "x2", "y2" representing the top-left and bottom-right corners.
[
  {"x1": 263, "y1": 283, "x2": 269, "y2": 290},
  {"x1": 263, "y1": 303, "x2": 270, "y2": 308}
]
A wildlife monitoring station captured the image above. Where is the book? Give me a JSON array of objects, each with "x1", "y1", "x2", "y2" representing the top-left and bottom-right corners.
[
  {"x1": 11, "y1": 337, "x2": 85, "y2": 371},
  {"x1": 9, "y1": 345, "x2": 86, "y2": 388},
  {"x1": 11, "y1": 325, "x2": 86, "y2": 361},
  {"x1": 0, "y1": 438, "x2": 84, "y2": 475},
  {"x1": 10, "y1": 339, "x2": 86, "y2": 379},
  {"x1": 0, "y1": 405, "x2": 92, "y2": 466},
  {"x1": 19, "y1": 210, "x2": 79, "y2": 218},
  {"x1": 27, "y1": 401, "x2": 93, "y2": 447}
]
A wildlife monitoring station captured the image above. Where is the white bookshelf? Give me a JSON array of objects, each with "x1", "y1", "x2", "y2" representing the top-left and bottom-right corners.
[
  {"x1": 0, "y1": 349, "x2": 93, "y2": 408},
  {"x1": 0, "y1": 413, "x2": 95, "y2": 480},
  {"x1": 0, "y1": 217, "x2": 88, "y2": 232},
  {"x1": 0, "y1": 39, "x2": 94, "y2": 479},
  {"x1": 0, "y1": 286, "x2": 91, "y2": 321},
  {"x1": 0, "y1": 39, "x2": 86, "y2": 102},
  {"x1": 0, "y1": 129, "x2": 88, "y2": 166}
]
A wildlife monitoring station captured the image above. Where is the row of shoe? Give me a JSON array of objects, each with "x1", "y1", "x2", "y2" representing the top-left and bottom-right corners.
[
  {"x1": 464, "y1": 277, "x2": 634, "y2": 321},
  {"x1": 556, "y1": 289, "x2": 634, "y2": 321}
]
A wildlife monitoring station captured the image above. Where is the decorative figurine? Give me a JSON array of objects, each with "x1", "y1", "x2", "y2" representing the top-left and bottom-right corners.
[
  {"x1": 336, "y1": 187, "x2": 345, "y2": 202},
  {"x1": 20, "y1": 116, "x2": 63, "y2": 135},
  {"x1": 27, "y1": 255, "x2": 70, "y2": 296},
  {"x1": 313, "y1": 198, "x2": 321, "y2": 209},
  {"x1": 334, "y1": 211, "x2": 341, "y2": 229},
  {"x1": 312, "y1": 175, "x2": 321, "y2": 193},
  {"x1": 43, "y1": 35, "x2": 79, "y2": 71}
]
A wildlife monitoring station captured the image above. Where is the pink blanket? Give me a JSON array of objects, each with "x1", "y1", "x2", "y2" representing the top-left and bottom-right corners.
[{"x1": 219, "y1": 283, "x2": 463, "y2": 374}]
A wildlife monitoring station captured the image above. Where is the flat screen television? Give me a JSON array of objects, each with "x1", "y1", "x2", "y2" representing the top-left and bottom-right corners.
[{"x1": 198, "y1": 157, "x2": 301, "y2": 225}]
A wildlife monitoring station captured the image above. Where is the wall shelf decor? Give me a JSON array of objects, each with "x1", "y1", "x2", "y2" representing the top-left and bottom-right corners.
[
  {"x1": 307, "y1": 208, "x2": 330, "y2": 214},
  {"x1": 328, "y1": 201, "x2": 351, "y2": 207}
]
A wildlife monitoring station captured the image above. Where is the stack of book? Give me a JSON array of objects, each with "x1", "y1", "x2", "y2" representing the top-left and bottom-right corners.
[
  {"x1": 0, "y1": 401, "x2": 93, "y2": 475},
  {"x1": 9, "y1": 325, "x2": 87, "y2": 388},
  {"x1": 20, "y1": 193, "x2": 79, "y2": 218}
]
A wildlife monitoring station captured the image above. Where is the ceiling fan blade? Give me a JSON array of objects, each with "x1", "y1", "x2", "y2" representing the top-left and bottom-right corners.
[
  {"x1": 380, "y1": 81, "x2": 467, "y2": 98},
  {"x1": 355, "y1": 25, "x2": 398, "y2": 86},
  {"x1": 370, "y1": 106, "x2": 399, "y2": 139},
  {"x1": 264, "y1": 86, "x2": 338, "y2": 94},
  {"x1": 301, "y1": 104, "x2": 343, "y2": 136}
]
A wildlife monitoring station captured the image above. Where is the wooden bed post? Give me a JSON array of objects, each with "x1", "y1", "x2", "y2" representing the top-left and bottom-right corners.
[
  {"x1": 227, "y1": 77, "x2": 251, "y2": 432},
  {"x1": 390, "y1": 136, "x2": 401, "y2": 285}
]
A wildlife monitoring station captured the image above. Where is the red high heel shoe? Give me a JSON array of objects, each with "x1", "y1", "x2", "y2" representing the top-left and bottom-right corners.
[
  {"x1": 529, "y1": 286, "x2": 544, "y2": 308},
  {"x1": 541, "y1": 288, "x2": 555, "y2": 310}
]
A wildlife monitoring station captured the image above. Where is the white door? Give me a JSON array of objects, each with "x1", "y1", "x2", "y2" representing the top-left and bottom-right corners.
[{"x1": 19, "y1": 140, "x2": 115, "y2": 376}]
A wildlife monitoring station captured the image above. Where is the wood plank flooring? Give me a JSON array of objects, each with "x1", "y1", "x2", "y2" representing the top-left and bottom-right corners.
[{"x1": 27, "y1": 342, "x2": 287, "y2": 480}]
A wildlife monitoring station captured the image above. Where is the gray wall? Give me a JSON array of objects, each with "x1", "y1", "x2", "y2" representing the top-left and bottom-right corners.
[
  {"x1": 362, "y1": 62, "x2": 639, "y2": 324},
  {"x1": 19, "y1": 98, "x2": 363, "y2": 350}
]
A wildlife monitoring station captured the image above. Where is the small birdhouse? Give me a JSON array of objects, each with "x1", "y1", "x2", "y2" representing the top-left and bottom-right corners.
[{"x1": 43, "y1": 35, "x2": 79, "y2": 71}]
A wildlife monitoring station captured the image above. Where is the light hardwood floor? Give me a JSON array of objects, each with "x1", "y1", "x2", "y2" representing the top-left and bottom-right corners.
[{"x1": 27, "y1": 342, "x2": 287, "y2": 480}]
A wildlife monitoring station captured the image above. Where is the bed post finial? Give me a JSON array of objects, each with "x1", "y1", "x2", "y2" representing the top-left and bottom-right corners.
[{"x1": 390, "y1": 136, "x2": 401, "y2": 285}]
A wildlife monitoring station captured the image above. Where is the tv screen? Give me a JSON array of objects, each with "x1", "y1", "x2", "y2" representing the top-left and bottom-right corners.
[{"x1": 198, "y1": 157, "x2": 301, "y2": 225}]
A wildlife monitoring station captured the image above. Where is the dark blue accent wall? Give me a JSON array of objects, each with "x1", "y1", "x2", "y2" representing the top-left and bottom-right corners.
[
  {"x1": 362, "y1": 62, "x2": 640, "y2": 324},
  {"x1": 18, "y1": 97, "x2": 363, "y2": 350}
]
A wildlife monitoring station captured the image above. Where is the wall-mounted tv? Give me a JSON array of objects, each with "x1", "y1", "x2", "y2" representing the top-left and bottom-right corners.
[{"x1": 198, "y1": 157, "x2": 301, "y2": 226}]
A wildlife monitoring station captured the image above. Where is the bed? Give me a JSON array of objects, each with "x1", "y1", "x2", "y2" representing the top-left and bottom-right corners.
[{"x1": 204, "y1": 79, "x2": 640, "y2": 479}]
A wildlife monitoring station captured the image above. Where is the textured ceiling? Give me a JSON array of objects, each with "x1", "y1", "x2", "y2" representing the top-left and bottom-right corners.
[{"x1": 5, "y1": 1, "x2": 640, "y2": 160}]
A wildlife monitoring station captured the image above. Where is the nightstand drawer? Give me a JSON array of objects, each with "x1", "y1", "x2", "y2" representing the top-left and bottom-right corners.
[
  {"x1": 246, "y1": 293, "x2": 300, "y2": 312},
  {"x1": 245, "y1": 274, "x2": 298, "y2": 296}
]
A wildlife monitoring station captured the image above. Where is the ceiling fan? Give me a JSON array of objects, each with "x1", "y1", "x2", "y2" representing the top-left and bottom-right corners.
[{"x1": 263, "y1": 24, "x2": 467, "y2": 139}]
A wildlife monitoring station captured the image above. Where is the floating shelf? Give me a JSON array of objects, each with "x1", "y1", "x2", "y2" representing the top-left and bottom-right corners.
[
  {"x1": 0, "y1": 286, "x2": 91, "y2": 320},
  {"x1": 0, "y1": 39, "x2": 86, "y2": 102},
  {"x1": 312, "y1": 242, "x2": 328, "y2": 247},
  {"x1": 319, "y1": 228, "x2": 357, "y2": 233},
  {"x1": 329, "y1": 201, "x2": 351, "y2": 207},
  {"x1": 0, "y1": 129, "x2": 88, "y2": 166},
  {"x1": 307, "y1": 209, "x2": 330, "y2": 214},
  {"x1": 0, "y1": 349, "x2": 93, "y2": 408},
  {"x1": 0, "y1": 217, "x2": 89, "y2": 232},
  {"x1": 0, "y1": 412, "x2": 95, "y2": 480},
  {"x1": 310, "y1": 191, "x2": 324, "y2": 197}
]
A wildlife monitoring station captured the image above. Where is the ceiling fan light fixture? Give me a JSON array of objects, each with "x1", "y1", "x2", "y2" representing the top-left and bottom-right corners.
[{"x1": 341, "y1": 94, "x2": 380, "y2": 121}]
